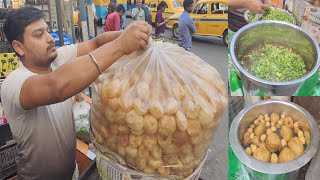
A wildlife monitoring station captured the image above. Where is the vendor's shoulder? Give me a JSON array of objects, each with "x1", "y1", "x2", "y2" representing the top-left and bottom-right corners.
[{"x1": 2, "y1": 67, "x2": 33, "y2": 89}]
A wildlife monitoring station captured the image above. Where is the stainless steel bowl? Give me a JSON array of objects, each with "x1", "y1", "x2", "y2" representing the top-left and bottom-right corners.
[
  {"x1": 230, "y1": 20, "x2": 320, "y2": 95},
  {"x1": 230, "y1": 100, "x2": 320, "y2": 179}
]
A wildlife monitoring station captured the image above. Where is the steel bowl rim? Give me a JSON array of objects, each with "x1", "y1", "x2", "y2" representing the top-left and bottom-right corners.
[
  {"x1": 229, "y1": 100, "x2": 320, "y2": 174},
  {"x1": 230, "y1": 20, "x2": 320, "y2": 86}
]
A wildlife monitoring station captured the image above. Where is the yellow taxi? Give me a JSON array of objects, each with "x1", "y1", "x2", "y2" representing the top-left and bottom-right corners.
[
  {"x1": 167, "y1": 0, "x2": 228, "y2": 46},
  {"x1": 147, "y1": 0, "x2": 184, "y2": 24}
]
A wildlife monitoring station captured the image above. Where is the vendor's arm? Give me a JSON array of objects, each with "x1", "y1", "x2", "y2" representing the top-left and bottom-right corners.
[
  {"x1": 76, "y1": 31, "x2": 122, "y2": 56},
  {"x1": 229, "y1": 0, "x2": 269, "y2": 14},
  {"x1": 19, "y1": 21, "x2": 152, "y2": 110}
]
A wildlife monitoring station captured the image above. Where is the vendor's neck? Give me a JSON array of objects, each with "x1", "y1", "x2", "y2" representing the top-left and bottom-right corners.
[{"x1": 22, "y1": 61, "x2": 52, "y2": 74}]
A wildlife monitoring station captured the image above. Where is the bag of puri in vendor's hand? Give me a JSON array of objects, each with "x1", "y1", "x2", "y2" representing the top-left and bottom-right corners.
[{"x1": 90, "y1": 40, "x2": 227, "y2": 178}]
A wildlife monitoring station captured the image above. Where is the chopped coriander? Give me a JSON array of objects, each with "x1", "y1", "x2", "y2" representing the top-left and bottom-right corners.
[{"x1": 241, "y1": 44, "x2": 307, "y2": 82}]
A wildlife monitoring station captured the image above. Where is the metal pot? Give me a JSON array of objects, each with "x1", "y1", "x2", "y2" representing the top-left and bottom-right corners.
[
  {"x1": 230, "y1": 20, "x2": 320, "y2": 95},
  {"x1": 230, "y1": 100, "x2": 320, "y2": 180}
]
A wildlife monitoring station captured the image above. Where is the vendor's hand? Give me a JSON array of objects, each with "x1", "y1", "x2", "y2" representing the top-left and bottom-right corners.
[
  {"x1": 117, "y1": 21, "x2": 152, "y2": 55},
  {"x1": 165, "y1": 18, "x2": 170, "y2": 23},
  {"x1": 245, "y1": 0, "x2": 269, "y2": 14}
]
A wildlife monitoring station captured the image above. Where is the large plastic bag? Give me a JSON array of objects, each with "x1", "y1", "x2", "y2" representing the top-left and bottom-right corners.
[{"x1": 90, "y1": 41, "x2": 227, "y2": 178}]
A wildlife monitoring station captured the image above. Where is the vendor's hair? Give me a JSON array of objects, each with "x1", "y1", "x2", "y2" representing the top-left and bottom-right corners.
[
  {"x1": 183, "y1": 0, "x2": 194, "y2": 9},
  {"x1": 4, "y1": 7, "x2": 45, "y2": 45},
  {"x1": 116, "y1": 4, "x2": 125, "y2": 12},
  {"x1": 157, "y1": 1, "x2": 166, "y2": 10}
]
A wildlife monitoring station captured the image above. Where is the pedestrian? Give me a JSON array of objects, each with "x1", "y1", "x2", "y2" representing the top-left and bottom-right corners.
[
  {"x1": 107, "y1": 1, "x2": 117, "y2": 17},
  {"x1": 104, "y1": 1, "x2": 117, "y2": 30},
  {"x1": 141, "y1": 0, "x2": 152, "y2": 25},
  {"x1": 132, "y1": 0, "x2": 145, "y2": 21},
  {"x1": 178, "y1": 0, "x2": 196, "y2": 51},
  {"x1": 127, "y1": 0, "x2": 132, "y2": 11},
  {"x1": 104, "y1": 4, "x2": 125, "y2": 32},
  {"x1": 1, "y1": 7, "x2": 151, "y2": 179},
  {"x1": 155, "y1": 1, "x2": 169, "y2": 38}
]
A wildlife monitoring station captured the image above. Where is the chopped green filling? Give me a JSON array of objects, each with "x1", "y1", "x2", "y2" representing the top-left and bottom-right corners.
[
  {"x1": 262, "y1": 9, "x2": 293, "y2": 23},
  {"x1": 248, "y1": 9, "x2": 293, "y2": 23},
  {"x1": 241, "y1": 44, "x2": 307, "y2": 82},
  {"x1": 248, "y1": 12, "x2": 256, "y2": 22}
]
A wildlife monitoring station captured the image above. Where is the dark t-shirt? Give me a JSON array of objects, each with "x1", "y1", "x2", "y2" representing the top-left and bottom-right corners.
[{"x1": 155, "y1": 10, "x2": 165, "y2": 34}]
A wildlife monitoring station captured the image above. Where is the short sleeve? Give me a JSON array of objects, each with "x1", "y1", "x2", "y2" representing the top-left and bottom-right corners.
[
  {"x1": 52, "y1": 44, "x2": 78, "y2": 68},
  {"x1": 1, "y1": 68, "x2": 35, "y2": 115}
]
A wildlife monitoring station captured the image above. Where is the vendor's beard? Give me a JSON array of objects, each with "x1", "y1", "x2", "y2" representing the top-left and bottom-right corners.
[{"x1": 48, "y1": 51, "x2": 58, "y2": 64}]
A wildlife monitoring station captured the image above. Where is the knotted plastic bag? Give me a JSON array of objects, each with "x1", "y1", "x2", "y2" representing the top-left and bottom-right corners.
[{"x1": 90, "y1": 41, "x2": 227, "y2": 178}]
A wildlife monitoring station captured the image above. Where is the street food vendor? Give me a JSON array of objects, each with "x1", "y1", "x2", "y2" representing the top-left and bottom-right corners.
[{"x1": 1, "y1": 7, "x2": 152, "y2": 179}]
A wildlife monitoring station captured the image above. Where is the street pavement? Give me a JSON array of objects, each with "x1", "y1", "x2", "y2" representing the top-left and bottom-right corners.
[{"x1": 97, "y1": 17, "x2": 228, "y2": 179}]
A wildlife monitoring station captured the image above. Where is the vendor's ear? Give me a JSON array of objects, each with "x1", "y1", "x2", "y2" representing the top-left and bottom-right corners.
[{"x1": 12, "y1": 40, "x2": 25, "y2": 57}]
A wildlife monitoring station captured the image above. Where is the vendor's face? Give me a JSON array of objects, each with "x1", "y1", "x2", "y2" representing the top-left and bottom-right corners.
[
  {"x1": 15, "y1": 19, "x2": 57, "y2": 67},
  {"x1": 161, "y1": 7, "x2": 166, "y2": 12}
]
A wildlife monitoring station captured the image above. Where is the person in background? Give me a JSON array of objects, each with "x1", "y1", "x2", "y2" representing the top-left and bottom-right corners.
[
  {"x1": 105, "y1": 4, "x2": 125, "y2": 32},
  {"x1": 132, "y1": 0, "x2": 145, "y2": 21},
  {"x1": 178, "y1": 0, "x2": 196, "y2": 51},
  {"x1": 127, "y1": 0, "x2": 132, "y2": 11},
  {"x1": 104, "y1": 1, "x2": 117, "y2": 30},
  {"x1": 2, "y1": 7, "x2": 152, "y2": 179},
  {"x1": 155, "y1": 1, "x2": 169, "y2": 38},
  {"x1": 141, "y1": 0, "x2": 152, "y2": 25},
  {"x1": 107, "y1": 1, "x2": 117, "y2": 17}
]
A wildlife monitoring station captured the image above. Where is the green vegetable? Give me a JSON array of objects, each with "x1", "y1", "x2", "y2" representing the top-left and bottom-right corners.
[
  {"x1": 75, "y1": 120, "x2": 91, "y2": 143},
  {"x1": 262, "y1": 9, "x2": 293, "y2": 23},
  {"x1": 248, "y1": 12, "x2": 256, "y2": 22},
  {"x1": 241, "y1": 44, "x2": 307, "y2": 82},
  {"x1": 247, "y1": 9, "x2": 293, "y2": 23}
]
